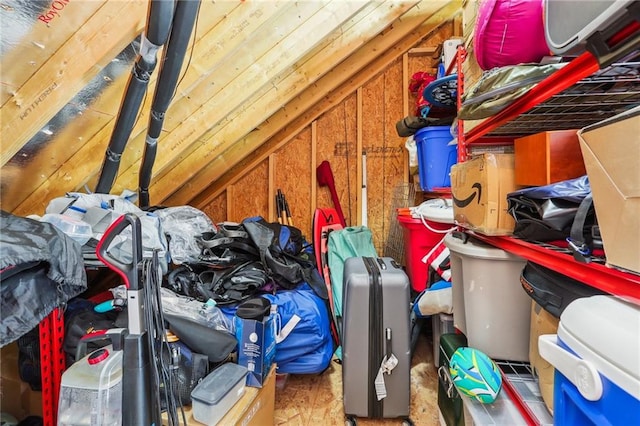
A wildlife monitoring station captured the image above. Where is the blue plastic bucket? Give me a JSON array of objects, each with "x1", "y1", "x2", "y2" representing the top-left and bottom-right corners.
[{"x1": 414, "y1": 125, "x2": 457, "y2": 191}]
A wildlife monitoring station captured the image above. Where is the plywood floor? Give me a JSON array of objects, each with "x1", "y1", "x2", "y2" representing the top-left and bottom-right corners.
[{"x1": 274, "y1": 324, "x2": 439, "y2": 425}]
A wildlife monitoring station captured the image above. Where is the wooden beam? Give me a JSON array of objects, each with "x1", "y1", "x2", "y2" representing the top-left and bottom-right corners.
[
  {"x1": 311, "y1": 121, "x2": 318, "y2": 214},
  {"x1": 402, "y1": 52, "x2": 410, "y2": 182},
  {"x1": 407, "y1": 46, "x2": 438, "y2": 56},
  {"x1": 108, "y1": 0, "x2": 371, "y2": 197},
  {"x1": 0, "y1": 1, "x2": 104, "y2": 108},
  {"x1": 10, "y1": 0, "x2": 324, "y2": 215},
  {"x1": 269, "y1": 154, "x2": 276, "y2": 222},
  {"x1": 356, "y1": 87, "x2": 364, "y2": 226},
  {"x1": 156, "y1": 1, "x2": 429, "y2": 206},
  {"x1": 175, "y1": 1, "x2": 461, "y2": 208},
  {"x1": 0, "y1": 0, "x2": 146, "y2": 167},
  {"x1": 86, "y1": 0, "x2": 300, "y2": 187}
]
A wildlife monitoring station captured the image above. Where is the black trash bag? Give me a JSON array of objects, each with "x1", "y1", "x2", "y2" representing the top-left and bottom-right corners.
[
  {"x1": 507, "y1": 175, "x2": 597, "y2": 242},
  {"x1": 163, "y1": 313, "x2": 236, "y2": 363}
]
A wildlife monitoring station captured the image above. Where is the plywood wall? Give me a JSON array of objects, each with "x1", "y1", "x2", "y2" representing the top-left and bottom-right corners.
[{"x1": 199, "y1": 22, "x2": 457, "y2": 253}]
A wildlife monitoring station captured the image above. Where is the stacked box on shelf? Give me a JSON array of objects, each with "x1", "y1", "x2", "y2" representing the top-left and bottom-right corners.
[
  {"x1": 450, "y1": 153, "x2": 517, "y2": 236},
  {"x1": 514, "y1": 129, "x2": 586, "y2": 186},
  {"x1": 578, "y1": 107, "x2": 640, "y2": 274}
]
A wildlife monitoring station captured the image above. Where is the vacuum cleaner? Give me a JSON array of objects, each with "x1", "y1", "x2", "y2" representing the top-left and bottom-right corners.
[{"x1": 57, "y1": 214, "x2": 160, "y2": 425}]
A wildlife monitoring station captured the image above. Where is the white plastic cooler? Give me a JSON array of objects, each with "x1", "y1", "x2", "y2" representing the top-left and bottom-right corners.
[{"x1": 539, "y1": 295, "x2": 640, "y2": 425}]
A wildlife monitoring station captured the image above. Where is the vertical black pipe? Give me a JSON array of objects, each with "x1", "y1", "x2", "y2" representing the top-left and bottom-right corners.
[
  {"x1": 94, "y1": 0, "x2": 175, "y2": 194},
  {"x1": 139, "y1": 0, "x2": 201, "y2": 208}
]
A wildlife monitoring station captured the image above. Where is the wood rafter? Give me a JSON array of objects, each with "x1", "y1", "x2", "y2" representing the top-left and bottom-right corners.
[
  {"x1": 1, "y1": 0, "x2": 147, "y2": 167},
  {"x1": 170, "y1": 1, "x2": 461, "y2": 208},
  {"x1": 154, "y1": 1, "x2": 442, "y2": 205},
  {"x1": 109, "y1": 0, "x2": 374, "y2": 197}
]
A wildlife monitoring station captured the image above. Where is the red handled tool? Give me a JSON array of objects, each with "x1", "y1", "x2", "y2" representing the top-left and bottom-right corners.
[
  {"x1": 317, "y1": 160, "x2": 347, "y2": 227},
  {"x1": 96, "y1": 213, "x2": 160, "y2": 425}
]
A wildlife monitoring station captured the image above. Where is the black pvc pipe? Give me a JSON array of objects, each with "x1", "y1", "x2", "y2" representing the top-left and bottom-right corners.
[
  {"x1": 139, "y1": 0, "x2": 200, "y2": 208},
  {"x1": 94, "y1": 0, "x2": 175, "y2": 194}
]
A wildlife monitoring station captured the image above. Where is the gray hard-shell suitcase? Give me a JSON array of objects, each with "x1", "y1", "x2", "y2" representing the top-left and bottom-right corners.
[{"x1": 342, "y1": 257, "x2": 412, "y2": 424}]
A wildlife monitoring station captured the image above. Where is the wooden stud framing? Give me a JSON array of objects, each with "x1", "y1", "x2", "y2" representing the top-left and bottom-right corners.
[
  {"x1": 143, "y1": 1, "x2": 419, "y2": 204},
  {"x1": 182, "y1": 1, "x2": 461, "y2": 209}
]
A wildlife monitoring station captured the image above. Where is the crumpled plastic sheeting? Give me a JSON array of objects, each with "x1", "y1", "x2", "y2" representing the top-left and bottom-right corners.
[{"x1": 155, "y1": 206, "x2": 216, "y2": 264}]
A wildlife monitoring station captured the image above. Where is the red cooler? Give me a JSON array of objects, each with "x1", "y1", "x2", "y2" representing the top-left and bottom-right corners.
[{"x1": 397, "y1": 199, "x2": 454, "y2": 292}]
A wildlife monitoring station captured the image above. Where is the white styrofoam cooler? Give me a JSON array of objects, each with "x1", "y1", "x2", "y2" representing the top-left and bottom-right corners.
[
  {"x1": 539, "y1": 295, "x2": 640, "y2": 425},
  {"x1": 444, "y1": 233, "x2": 530, "y2": 361}
]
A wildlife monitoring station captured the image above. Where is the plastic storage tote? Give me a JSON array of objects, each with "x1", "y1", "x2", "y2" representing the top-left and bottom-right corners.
[
  {"x1": 444, "y1": 233, "x2": 530, "y2": 361},
  {"x1": 397, "y1": 199, "x2": 454, "y2": 292},
  {"x1": 191, "y1": 363, "x2": 248, "y2": 425},
  {"x1": 414, "y1": 126, "x2": 457, "y2": 192}
]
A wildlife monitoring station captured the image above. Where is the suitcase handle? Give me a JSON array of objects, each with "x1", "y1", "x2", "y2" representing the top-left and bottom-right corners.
[{"x1": 385, "y1": 328, "x2": 392, "y2": 360}]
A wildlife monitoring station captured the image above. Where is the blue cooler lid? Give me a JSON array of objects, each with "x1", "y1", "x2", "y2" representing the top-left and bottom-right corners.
[
  {"x1": 558, "y1": 295, "x2": 640, "y2": 399},
  {"x1": 191, "y1": 363, "x2": 248, "y2": 405}
]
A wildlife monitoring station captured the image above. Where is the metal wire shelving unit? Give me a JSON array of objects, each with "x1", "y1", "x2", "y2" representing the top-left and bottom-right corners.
[
  {"x1": 454, "y1": 20, "x2": 640, "y2": 426},
  {"x1": 482, "y1": 54, "x2": 640, "y2": 137},
  {"x1": 455, "y1": 26, "x2": 640, "y2": 304}
]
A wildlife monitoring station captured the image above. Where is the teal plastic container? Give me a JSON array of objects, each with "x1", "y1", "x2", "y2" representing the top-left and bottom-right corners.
[{"x1": 414, "y1": 126, "x2": 457, "y2": 191}]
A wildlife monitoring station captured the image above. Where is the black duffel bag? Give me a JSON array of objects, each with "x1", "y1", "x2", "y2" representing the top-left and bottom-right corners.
[
  {"x1": 507, "y1": 176, "x2": 602, "y2": 261},
  {"x1": 520, "y1": 261, "x2": 608, "y2": 318}
]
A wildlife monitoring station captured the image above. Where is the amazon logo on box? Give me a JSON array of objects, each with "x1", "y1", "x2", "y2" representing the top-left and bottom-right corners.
[{"x1": 450, "y1": 153, "x2": 516, "y2": 236}]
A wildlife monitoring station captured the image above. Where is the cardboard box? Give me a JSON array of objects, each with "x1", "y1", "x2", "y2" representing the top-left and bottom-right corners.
[
  {"x1": 515, "y1": 129, "x2": 586, "y2": 186},
  {"x1": 220, "y1": 363, "x2": 275, "y2": 426},
  {"x1": 450, "y1": 153, "x2": 516, "y2": 235},
  {"x1": 578, "y1": 106, "x2": 640, "y2": 274},
  {"x1": 235, "y1": 311, "x2": 276, "y2": 388},
  {"x1": 0, "y1": 343, "x2": 43, "y2": 420},
  {"x1": 162, "y1": 364, "x2": 276, "y2": 426}
]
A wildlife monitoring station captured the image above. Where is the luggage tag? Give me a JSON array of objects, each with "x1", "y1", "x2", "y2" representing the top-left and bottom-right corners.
[{"x1": 374, "y1": 329, "x2": 399, "y2": 400}]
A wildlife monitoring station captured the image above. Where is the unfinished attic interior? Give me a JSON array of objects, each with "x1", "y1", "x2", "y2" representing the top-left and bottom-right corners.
[
  {"x1": 1, "y1": 0, "x2": 462, "y2": 250},
  {"x1": 2, "y1": 0, "x2": 640, "y2": 425}
]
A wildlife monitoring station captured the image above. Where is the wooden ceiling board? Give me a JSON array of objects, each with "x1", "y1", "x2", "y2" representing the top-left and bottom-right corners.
[
  {"x1": 79, "y1": 0, "x2": 353, "y2": 196},
  {"x1": 1, "y1": 0, "x2": 147, "y2": 167},
  {"x1": 149, "y1": 1, "x2": 422, "y2": 205},
  {"x1": 4, "y1": 0, "x2": 242, "y2": 213},
  {"x1": 111, "y1": 0, "x2": 373, "y2": 201},
  {"x1": 1, "y1": 0, "x2": 461, "y2": 217},
  {"x1": 160, "y1": 0, "x2": 289, "y2": 131},
  {"x1": 9, "y1": 0, "x2": 337, "y2": 214},
  {"x1": 176, "y1": 0, "x2": 460, "y2": 208},
  {"x1": 0, "y1": 0, "x2": 105, "y2": 108}
]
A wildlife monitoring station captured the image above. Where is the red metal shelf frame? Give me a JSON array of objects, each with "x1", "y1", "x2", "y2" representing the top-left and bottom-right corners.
[
  {"x1": 470, "y1": 233, "x2": 640, "y2": 304},
  {"x1": 39, "y1": 308, "x2": 65, "y2": 426},
  {"x1": 454, "y1": 26, "x2": 640, "y2": 304}
]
